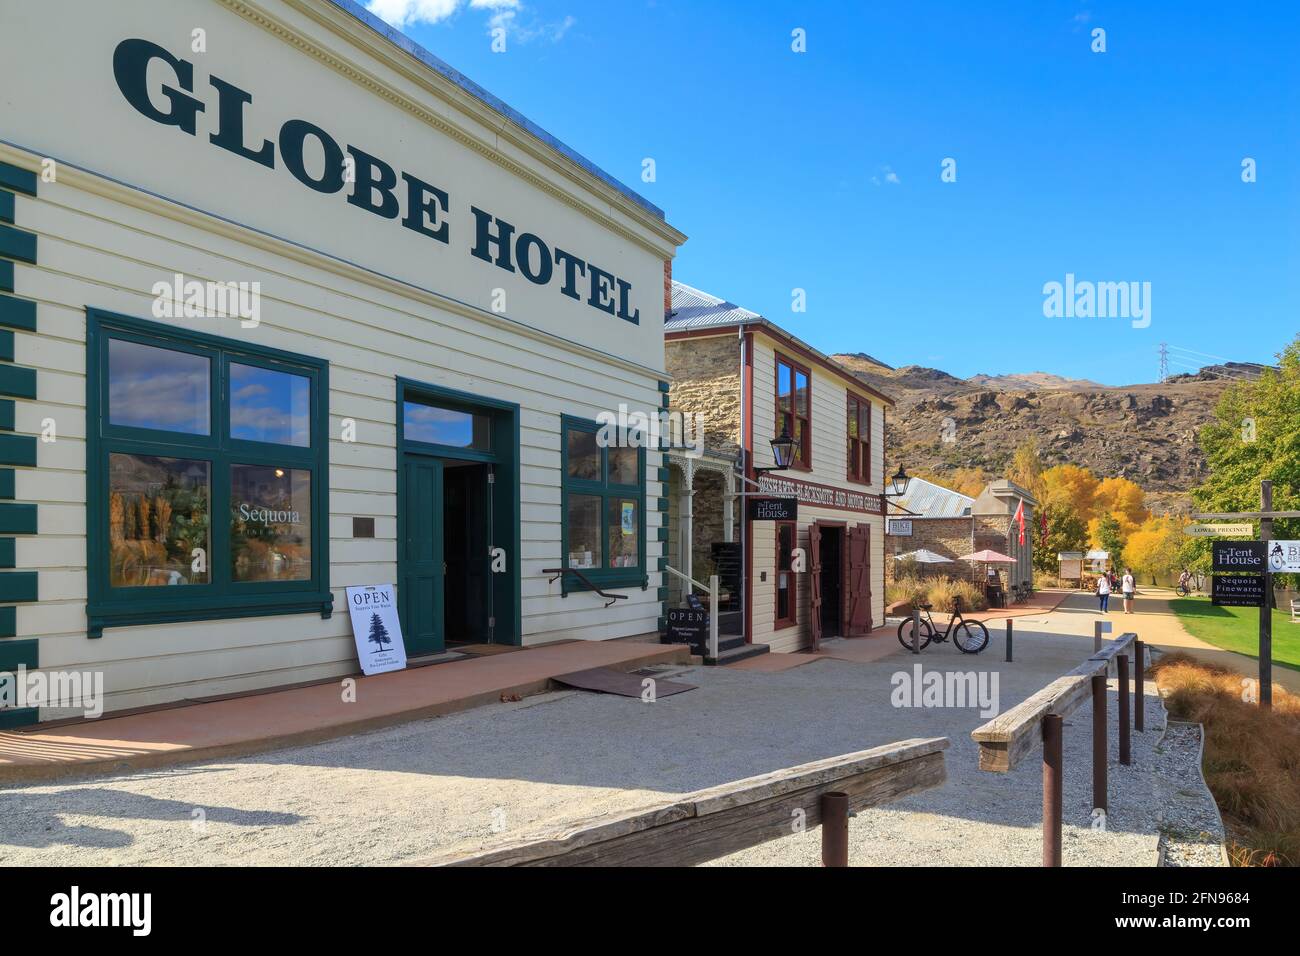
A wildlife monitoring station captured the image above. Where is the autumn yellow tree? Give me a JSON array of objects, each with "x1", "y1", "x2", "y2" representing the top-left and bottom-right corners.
[
  {"x1": 1040, "y1": 464, "x2": 1100, "y2": 519},
  {"x1": 1008, "y1": 438, "x2": 1045, "y2": 501},
  {"x1": 912, "y1": 466, "x2": 987, "y2": 498},
  {"x1": 1123, "y1": 515, "x2": 1184, "y2": 584},
  {"x1": 1093, "y1": 476, "x2": 1150, "y2": 538}
]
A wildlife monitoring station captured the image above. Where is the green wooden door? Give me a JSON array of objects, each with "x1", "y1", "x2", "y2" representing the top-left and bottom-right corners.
[{"x1": 400, "y1": 454, "x2": 444, "y2": 655}]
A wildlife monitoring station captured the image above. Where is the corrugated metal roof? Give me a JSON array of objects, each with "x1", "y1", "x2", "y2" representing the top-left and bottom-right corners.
[
  {"x1": 328, "y1": 0, "x2": 665, "y2": 221},
  {"x1": 893, "y1": 476, "x2": 974, "y2": 519},
  {"x1": 666, "y1": 281, "x2": 763, "y2": 331}
]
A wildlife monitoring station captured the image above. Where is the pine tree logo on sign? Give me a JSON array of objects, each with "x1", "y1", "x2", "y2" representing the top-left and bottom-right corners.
[{"x1": 346, "y1": 585, "x2": 407, "y2": 675}]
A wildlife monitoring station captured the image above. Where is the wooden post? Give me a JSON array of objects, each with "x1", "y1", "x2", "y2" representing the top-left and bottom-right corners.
[
  {"x1": 1094, "y1": 620, "x2": 1104, "y2": 654},
  {"x1": 1117, "y1": 653, "x2": 1131, "y2": 766},
  {"x1": 1005, "y1": 618, "x2": 1013, "y2": 662},
  {"x1": 1042, "y1": 714, "x2": 1063, "y2": 867},
  {"x1": 1134, "y1": 640, "x2": 1144, "y2": 732},
  {"x1": 821, "y1": 791, "x2": 849, "y2": 867},
  {"x1": 1091, "y1": 674, "x2": 1107, "y2": 813},
  {"x1": 1260, "y1": 480, "x2": 1273, "y2": 710}
]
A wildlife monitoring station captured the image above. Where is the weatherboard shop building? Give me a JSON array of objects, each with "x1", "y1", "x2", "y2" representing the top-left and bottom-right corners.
[{"x1": 0, "y1": 0, "x2": 686, "y2": 724}]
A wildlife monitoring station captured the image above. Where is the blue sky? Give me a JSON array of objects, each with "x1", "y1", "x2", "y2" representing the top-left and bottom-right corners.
[{"x1": 361, "y1": 0, "x2": 1298, "y2": 386}]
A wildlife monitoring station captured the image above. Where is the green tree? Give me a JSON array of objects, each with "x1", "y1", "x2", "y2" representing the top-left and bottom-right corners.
[
  {"x1": 1189, "y1": 334, "x2": 1300, "y2": 586},
  {"x1": 1033, "y1": 502, "x2": 1089, "y2": 574},
  {"x1": 1094, "y1": 513, "x2": 1125, "y2": 569}
]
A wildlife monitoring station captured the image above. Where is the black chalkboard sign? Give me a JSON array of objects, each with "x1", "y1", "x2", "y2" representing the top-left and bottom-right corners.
[
  {"x1": 666, "y1": 607, "x2": 709, "y2": 650},
  {"x1": 1212, "y1": 541, "x2": 1266, "y2": 574},
  {"x1": 748, "y1": 496, "x2": 798, "y2": 521},
  {"x1": 1212, "y1": 574, "x2": 1266, "y2": 607}
]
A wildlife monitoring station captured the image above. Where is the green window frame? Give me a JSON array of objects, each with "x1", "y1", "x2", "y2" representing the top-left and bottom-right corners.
[
  {"x1": 86, "y1": 309, "x2": 331, "y2": 638},
  {"x1": 559, "y1": 415, "x2": 646, "y2": 593}
]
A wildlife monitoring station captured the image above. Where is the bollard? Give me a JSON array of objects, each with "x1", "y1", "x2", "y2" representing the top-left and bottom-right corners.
[
  {"x1": 821, "y1": 791, "x2": 849, "y2": 867},
  {"x1": 1042, "y1": 714, "x2": 1064, "y2": 867},
  {"x1": 911, "y1": 607, "x2": 921, "y2": 655},
  {"x1": 1005, "y1": 618, "x2": 1013, "y2": 662},
  {"x1": 1118, "y1": 653, "x2": 1131, "y2": 766},
  {"x1": 1134, "y1": 640, "x2": 1145, "y2": 732},
  {"x1": 1091, "y1": 674, "x2": 1108, "y2": 813},
  {"x1": 1094, "y1": 620, "x2": 1104, "y2": 654}
]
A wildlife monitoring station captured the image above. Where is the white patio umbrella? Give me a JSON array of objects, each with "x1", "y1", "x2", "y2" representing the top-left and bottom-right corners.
[{"x1": 893, "y1": 549, "x2": 953, "y2": 564}]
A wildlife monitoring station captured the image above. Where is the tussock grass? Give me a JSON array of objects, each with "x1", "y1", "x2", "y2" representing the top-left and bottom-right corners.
[
  {"x1": 885, "y1": 574, "x2": 988, "y2": 611},
  {"x1": 1151, "y1": 653, "x2": 1300, "y2": 866}
]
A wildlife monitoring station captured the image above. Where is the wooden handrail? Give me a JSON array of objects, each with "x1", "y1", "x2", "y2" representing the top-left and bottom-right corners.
[
  {"x1": 971, "y1": 632, "x2": 1136, "y2": 772},
  {"x1": 418, "y1": 737, "x2": 949, "y2": 867},
  {"x1": 542, "y1": 567, "x2": 629, "y2": 608}
]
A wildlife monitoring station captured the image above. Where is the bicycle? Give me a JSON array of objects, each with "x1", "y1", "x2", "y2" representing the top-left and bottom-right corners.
[
  {"x1": 896, "y1": 598, "x2": 990, "y2": 653},
  {"x1": 1175, "y1": 572, "x2": 1205, "y2": 597}
]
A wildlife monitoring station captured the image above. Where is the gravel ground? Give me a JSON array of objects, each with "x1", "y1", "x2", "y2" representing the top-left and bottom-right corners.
[
  {"x1": 0, "y1": 616, "x2": 1224, "y2": 867},
  {"x1": 1155, "y1": 722, "x2": 1228, "y2": 867}
]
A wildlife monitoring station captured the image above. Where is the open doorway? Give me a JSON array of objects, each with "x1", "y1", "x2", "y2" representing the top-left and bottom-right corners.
[
  {"x1": 818, "y1": 524, "x2": 845, "y2": 639},
  {"x1": 442, "y1": 461, "x2": 493, "y2": 647}
]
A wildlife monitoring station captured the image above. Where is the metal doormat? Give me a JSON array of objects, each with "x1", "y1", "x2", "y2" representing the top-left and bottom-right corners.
[{"x1": 551, "y1": 667, "x2": 697, "y2": 698}]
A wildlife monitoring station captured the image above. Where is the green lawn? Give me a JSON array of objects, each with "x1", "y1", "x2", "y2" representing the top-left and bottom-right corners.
[{"x1": 1169, "y1": 596, "x2": 1300, "y2": 671}]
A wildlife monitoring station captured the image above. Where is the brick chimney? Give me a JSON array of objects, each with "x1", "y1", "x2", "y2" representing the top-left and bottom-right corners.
[{"x1": 664, "y1": 259, "x2": 673, "y2": 318}]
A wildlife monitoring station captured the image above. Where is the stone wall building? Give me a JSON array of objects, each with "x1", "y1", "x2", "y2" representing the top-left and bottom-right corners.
[
  {"x1": 886, "y1": 476, "x2": 1036, "y2": 591},
  {"x1": 664, "y1": 280, "x2": 892, "y2": 660}
]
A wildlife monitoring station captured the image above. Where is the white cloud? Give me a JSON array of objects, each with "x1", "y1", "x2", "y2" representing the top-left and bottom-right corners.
[
  {"x1": 367, "y1": 0, "x2": 571, "y2": 45},
  {"x1": 366, "y1": 0, "x2": 460, "y2": 29},
  {"x1": 871, "y1": 165, "x2": 901, "y2": 187}
]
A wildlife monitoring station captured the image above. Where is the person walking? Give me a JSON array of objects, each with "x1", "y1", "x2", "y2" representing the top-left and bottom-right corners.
[
  {"x1": 1122, "y1": 567, "x2": 1136, "y2": 614},
  {"x1": 1096, "y1": 572, "x2": 1111, "y2": 613}
]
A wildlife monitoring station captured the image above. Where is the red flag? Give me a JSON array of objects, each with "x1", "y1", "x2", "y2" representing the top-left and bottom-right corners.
[{"x1": 1014, "y1": 500, "x2": 1026, "y2": 546}]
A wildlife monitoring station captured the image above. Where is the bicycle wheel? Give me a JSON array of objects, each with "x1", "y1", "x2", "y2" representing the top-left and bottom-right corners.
[
  {"x1": 953, "y1": 620, "x2": 989, "y2": 654},
  {"x1": 897, "y1": 617, "x2": 934, "y2": 651}
]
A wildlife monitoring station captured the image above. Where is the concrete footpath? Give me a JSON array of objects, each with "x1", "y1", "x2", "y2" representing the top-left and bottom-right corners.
[{"x1": 0, "y1": 639, "x2": 692, "y2": 782}]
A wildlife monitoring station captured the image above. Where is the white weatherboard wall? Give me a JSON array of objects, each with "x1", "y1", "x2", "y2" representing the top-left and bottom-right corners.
[
  {"x1": 0, "y1": 0, "x2": 683, "y2": 716},
  {"x1": 749, "y1": 333, "x2": 885, "y2": 654}
]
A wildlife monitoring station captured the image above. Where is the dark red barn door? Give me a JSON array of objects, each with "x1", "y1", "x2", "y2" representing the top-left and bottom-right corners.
[
  {"x1": 847, "y1": 524, "x2": 873, "y2": 636},
  {"x1": 808, "y1": 522, "x2": 822, "y2": 651}
]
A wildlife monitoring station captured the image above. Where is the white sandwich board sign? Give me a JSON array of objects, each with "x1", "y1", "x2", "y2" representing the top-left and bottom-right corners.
[{"x1": 346, "y1": 584, "x2": 408, "y2": 675}]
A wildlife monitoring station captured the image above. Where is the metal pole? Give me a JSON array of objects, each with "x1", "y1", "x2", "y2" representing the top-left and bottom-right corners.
[
  {"x1": 1094, "y1": 620, "x2": 1103, "y2": 654},
  {"x1": 1005, "y1": 618, "x2": 1013, "y2": 662},
  {"x1": 821, "y1": 791, "x2": 849, "y2": 867},
  {"x1": 1091, "y1": 674, "x2": 1108, "y2": 813},
  {"x1": 1260, "y1": 479, "x2": 1273, "y2": 710},
  {"x1": 911, "y1": 606, "x2": 921, "y2": 655},
  {"x1": 1042, "y1": 714, "x2": 1063, "y2": 867},
  {"x1": 1117, "y1": 653, "x2": 1131, "y2": 766},
  {"x1": 708, "y1": 574, "x2": 719, "y2": 661},
  {"x1": 1134, "y1": 639, "x2": 1145, "y2": 732}
]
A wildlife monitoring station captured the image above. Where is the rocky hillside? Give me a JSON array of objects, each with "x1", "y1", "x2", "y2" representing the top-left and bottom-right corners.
[{"x1": 834, "y1": 352, "x2": 1249, "y2": 502}]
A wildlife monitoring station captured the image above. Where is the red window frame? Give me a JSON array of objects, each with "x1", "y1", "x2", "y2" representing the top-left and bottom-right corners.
[
  {"x1": 846, "y1": 394, "x2": 871, "y2": 484},
  {"x1": 775, "y1": 354, "x2": 811, "y2": 470},
  {"x1": 774, "y1": 520, "x2": 797, "y2": 629}
]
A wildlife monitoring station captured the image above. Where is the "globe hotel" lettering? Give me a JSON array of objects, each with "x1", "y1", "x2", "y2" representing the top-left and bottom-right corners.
[{"x1": 111, "y1": 38, "x2": 641, "y2": 324}]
